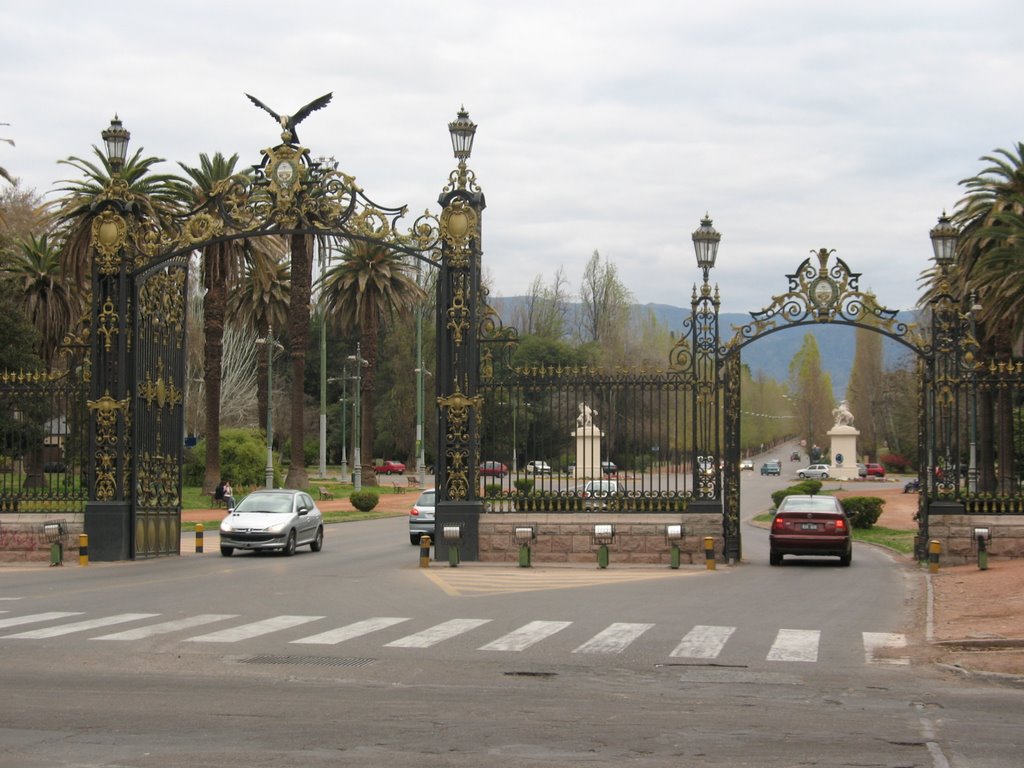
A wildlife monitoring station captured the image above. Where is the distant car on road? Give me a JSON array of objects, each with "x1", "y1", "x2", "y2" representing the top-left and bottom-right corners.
[
  {"x1": 408, "y1": 488, "x2": 435, "y2": 544},
  {"x1": 760, "y1": 461, "x2": 781, "y2": 476},
  {"x1": 578, "y1": 479, "x2": 624, "y2": 510},
  {"x1": 601, "y1": 461, "x2": 618, "y2": 475},
  {"x1": 479, "y1": 461, "x2": 508, "y2": 478},
  {"x1": 769, "y1": 494, "x2": 851, "y2": 566},
  {"x1": 374, "y1": 460, "x2": 406, "y2": 475},
  {"x1": 790, "y1": 451, "x2": 801, "y2": 462},
  {"x1": 526, "y1": 460, "x2": 552, "y2": 475},
  {"x1": 798, "y1": 464, "x2": 831, "y2": 480},
  {"x1": 864, "y1": 463, "x2": 886, "y2": 478},
  {"x1": 857, "y1": 463, "x2": 868, "y2": 478},
  {"x1": 740, "y1": 459, "x2": 754, "y2": 471}
]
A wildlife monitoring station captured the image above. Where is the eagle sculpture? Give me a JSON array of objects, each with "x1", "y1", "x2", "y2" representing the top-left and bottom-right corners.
[{"x1": 245, "y1": 92, "x2": 333, "y2": 144}]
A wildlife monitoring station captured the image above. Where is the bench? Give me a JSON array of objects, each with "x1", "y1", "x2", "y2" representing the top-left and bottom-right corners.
[
  {"x1": 405, "y1": 476, "x2": 420, "y2": 492},
  {"x1": 209, "y1": 493, "x2": 227, "y2": 509},
  {"x1": 318, "y1": 487, "x2": 334, "y2": 501}
]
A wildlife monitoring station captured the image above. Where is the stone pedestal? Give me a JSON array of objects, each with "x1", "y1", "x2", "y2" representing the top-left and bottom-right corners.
[
  {"x1": 828, "y1": 425, "x2": 860, "y2": 481},
  {"x1": 572, "y1": 425, "x2": 603, "y2": 480}
]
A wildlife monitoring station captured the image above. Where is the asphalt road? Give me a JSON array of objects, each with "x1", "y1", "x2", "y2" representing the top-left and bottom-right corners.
[{"x1": 0, "y1": 457, "x2": 1020, "y2": 767}]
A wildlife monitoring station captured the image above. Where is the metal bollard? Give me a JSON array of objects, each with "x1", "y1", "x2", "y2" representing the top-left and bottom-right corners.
[
  {"x1": 443, "y1": 525, "x2": 462, "y2": 568},
  {"x1": 79, "y1": 533, "x2": 88, "y2": 566},
  {"x1": 928, "y1": 539, "x2": 941, "y2": 574},
  {"x1": 666, "y1": 524, "x2": 683, "y2": 569},
  {"x1": 419, "y1": 535, "x2": 432, "y2": 568},
  {"x1": 704, "y1": 536, "x2": 716, "y2": 570},
  {"x1": 593, "y1": 524, "x2": 614, "y2": 569},
  {"x1": 195, "y1": 523, "x2": 204, "y2": 554},
  {"x1": 974, "y1": 528, "x2": 990, "y2": 571},
  {"x1": 514, "y1": 527, "x2": 534, "y2": 568}
]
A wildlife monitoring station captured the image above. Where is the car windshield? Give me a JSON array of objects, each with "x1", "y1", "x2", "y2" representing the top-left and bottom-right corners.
[
  {"x1": 417, "y1": 491, "x2": 435, "y2": 506},
  {"x1": 234, "y1": 494, "x2": 294, "y2": 514}
]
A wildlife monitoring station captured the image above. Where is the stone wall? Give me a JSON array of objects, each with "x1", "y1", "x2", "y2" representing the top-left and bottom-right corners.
[
  {"x1": 926, "y1": 513, "x2": 1024, "y2": 565},
  {"x1": 478, "y1": 511, "x2": 724, "y2": 565},
  {"x1": 0, "y1": 515, "x2": 83, "y2": 563}
]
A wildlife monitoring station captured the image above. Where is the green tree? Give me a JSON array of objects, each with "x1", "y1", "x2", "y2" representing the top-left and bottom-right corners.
[
  {"x1": 577, "y1": 250, "x2": 632, "y2": 363},
  {"x1": 788, "y1": 333, "x2": 834, "y2": 460},
  {"x1": 3, "y1": 233, "x2": 82, "y2": 371},
  {"x1": 846, "y1": 325, "x2": 884, "y2": 460},
  {"x1": 319, "y1": 241, "x2": 424, "y2": 486}
]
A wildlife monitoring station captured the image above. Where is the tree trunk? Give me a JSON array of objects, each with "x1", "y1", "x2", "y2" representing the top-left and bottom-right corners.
[
  {"x1": 360, "y1": 312, "x2": 379, "y2": 488},
  {"x1": 202, "y1": 244, "x2": 226, "y2": 494},
  {"x1": 285, "y1": 233, "x2": 311, "y2": 490}
]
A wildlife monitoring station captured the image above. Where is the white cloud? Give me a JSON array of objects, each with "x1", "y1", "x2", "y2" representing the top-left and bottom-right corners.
[{"x1": 2, "y1": 0, "x2": 1021, "y2": 317}]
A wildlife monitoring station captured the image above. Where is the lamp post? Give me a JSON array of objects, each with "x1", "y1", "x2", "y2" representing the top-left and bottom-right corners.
[
  {"x1": 968, "y1": 293, "x2": 981, "y2": 494},
  {"x1": 327, "y1": 374, "x2": 350, "y2": 482},
  {"x1": 257, "y1": 326, "x2": 284, "y2": 489},
  {"x1": 415, "y1": 366, "x2": 432, "y2": 487},
  {"x1": 690, "y1": 214, "x2": 721, "y2": 498},
  {"x1": 928, "y1": 211, "x2": 961, "y2": 495},
  {"x1": 347, "y1": 344, "x2": 368, "y2": 492}
]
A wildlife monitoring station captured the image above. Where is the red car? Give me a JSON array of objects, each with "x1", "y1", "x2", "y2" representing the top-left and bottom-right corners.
[
  {"x1": 479, "y1": 461, "x2": 508, "y2": 478},
  {"x1": 374, "y1": 460, "x2": 406, "y2": 475},
  {"x1": 769, "y1": 495, "x2": 852, "y2": 567},
  {"x1": 864, "y1": 463, "x2": 886, "y2": 478}
]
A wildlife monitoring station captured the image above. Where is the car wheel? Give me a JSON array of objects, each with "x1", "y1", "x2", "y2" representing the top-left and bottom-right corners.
[
  {"x1": 769, "y1": 551, "x2": 782, "y2": 566},
  {"x1": 410, "y1": 533, "x2": 421, "y2": 545},
  {"x1": 839, "y1": 550, "x2": 852, "y2": 567},
  {"x1": 220, "y1": 546, "x2": 233, "y2": 557},
  {"x1": 310, "y1": 527, "x2": 323, "y2": 552},
  {"x1": 283, "y1": 530, "x2": 297, "y2": 557},
  {"x1": 798, "y1": 472, "x2": 806, "y2": 478},
  {"x1": 821, "y1": 473, "x2": 828, "y2": 479}
]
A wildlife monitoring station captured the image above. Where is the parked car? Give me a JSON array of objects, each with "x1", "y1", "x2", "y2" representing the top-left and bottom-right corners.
[
  {"x1": 408, "y1": 488, "x2": 435, "y2": 544},
  {"x1": 219, "y1": 489, "x2": 324, "y2": 557},
  {"x1": 790, "y1": 451, "x2": 801, "y2": 462},
  {"x1": 769, "y1": 494, "x2": 851, "y2": 566},
  {"x1": 740, "y1": 458, "x2": 754, "y2": 471},
  {"x1": 760, "y1": 461, "x2": 781, "y2": 476},
  {"x1": 857, "y1": 463, "x2": 867, "y2": 478},
  {"x1": 797, "y1": 464, "x2": 831, "y2": 480},
  {"x1": 374, "y1": 460, "x2": 406, "y2": 475},
  {"x1": 864, "y1": 463, "x2": 886, "y2": 478},
  {"x1": 526, "y1": 460, "x2": 552, "y2": 475},
  {"x1": 479, "y1": 461, "x2": 508, "y2": 478},
  {"x1": 601, "y1": 461, "x2": 618, "y2": 475},
  {"x1": 578, "y1": 479, "x2": 624, "y2": 510}
]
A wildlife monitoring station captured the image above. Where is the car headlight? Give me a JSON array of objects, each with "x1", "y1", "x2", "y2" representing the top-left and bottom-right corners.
[
  {"x1": 220, "y1": 521, "x2": 234, "y2": 533},
  {"x1": 266, "y1": 520, "x2": 290, "y2": 534}
]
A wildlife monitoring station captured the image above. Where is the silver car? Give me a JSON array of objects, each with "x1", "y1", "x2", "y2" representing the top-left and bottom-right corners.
[
  {"x1": 409, "y1": 488, "x2": 435, "y2": 544},
  {"x1": 219, "y1": 489, "x2": 324, "y2": 557}
]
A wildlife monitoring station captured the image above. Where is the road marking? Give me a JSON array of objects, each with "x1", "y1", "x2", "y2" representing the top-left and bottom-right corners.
[
  {"x1": 186, "y1": 615, "x2": 323, "y2": 643},
  {"x1": 385, "y1": 618, "x2": 491, "y2": 648},
  {"x1": 479, "y1": 620, "x2": 573, "y2": 651},
  {"x1": 92, "y1": 614, "x2": 238, "y2": 640},
  {"x1": 3, "y1": 613, "x2": 159, "y2": 639},
  {"x1": 0, "y1": 611, "x2": 83, "y2": 630},
  {"x1": 573, "y1": 622, "x2": 655, "y2": 654},
  {"x1": 863, "y1": 632, "x2": 909, "y2": 665},
  {"x1": 670, "y1": 625, "x2": 736, "y2": 659},
  {"x1": 292, "y1": 617, "x2": 410, "y2": 645},
  {"x1": 422, "y1": 568, "x2": 703, "y2": 597},
  {"x1": 767, "y1": 629, "x2": 820, "y2": 662}
]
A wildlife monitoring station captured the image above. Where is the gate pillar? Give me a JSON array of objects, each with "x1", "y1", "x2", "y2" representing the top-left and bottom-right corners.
[
  {"x1": 83, "y1": 185, "x2": 135, "y2": 561},
  {"x1": 434, "y1": 109, "x2": 484, "y2": 562}
]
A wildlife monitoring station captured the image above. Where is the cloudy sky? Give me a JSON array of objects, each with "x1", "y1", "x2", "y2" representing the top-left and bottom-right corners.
[{"x1": 3, "y1": 0, "x2": 1020, "y2": 313}]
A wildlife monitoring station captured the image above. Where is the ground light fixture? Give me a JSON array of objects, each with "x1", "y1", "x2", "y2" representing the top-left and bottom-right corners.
[
  {"x1": 973, "y1": 527, "x2": 991, "y2": 571},
  {"x1": 592, "y1": 524, "x2": 614, "y2": 569},
  {"x1": 443, "y1": 524, "x2": 463, "y2": 567},
  {"x1": 513, "y1": 526, "x2": 535, "y2": 568},
  {"x1": 665, "y1": 524, "x2": 684, "y2": 569}
]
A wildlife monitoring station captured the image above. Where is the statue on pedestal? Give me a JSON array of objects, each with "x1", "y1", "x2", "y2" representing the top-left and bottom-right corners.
[
  {"x1": 577, "y1": 402, "x2": 597, "y2": 428},
  {"x1": 832, "y1": 399, "x2": 854, "y2": 427}
]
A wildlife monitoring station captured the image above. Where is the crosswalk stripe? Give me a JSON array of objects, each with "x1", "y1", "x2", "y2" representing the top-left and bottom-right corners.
[
  {"x1": 186, "y1": 615, "x2": 323, "y2": 643},
  {"x1": 479, "y1": 621, "x2": 573, "y2": 651},
  {"x1": 573, "y1": 622, "x2": 654, "y2": 654},
  {"x1": 292, "y1": 617, "x2": 410, "y2": 645},
  {"x1": 3, "y1": 613, "x2": 159, "y2": 639},
  {"x1": 863, "y1": 632, "x2": 910, "y2": 665},
  {"x1": 767, "y1": 629, "x2": 820, "y2": 662},
  {"x1": 670, "y1": 624, "x2": 736, "y2": 659},
  {"x1": 385, "y1": 618, "x2": 491, "y2": 648},
  {"x1": 0, "y1": 611, "x2": 83, "y2": 630},
  {"x1": 92, "y1": 614, "x2": 239, "y2": 641}
]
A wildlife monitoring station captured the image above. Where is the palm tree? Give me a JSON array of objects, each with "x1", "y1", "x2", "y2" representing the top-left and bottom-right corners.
[
  {"x1": 50, "y1": 146, "x2": 185, "y2": 292},
  {"x1": 227, "y1": 246, "x2": 291, "y2": 433},
  {"x1": 318, "y1": 240, "x2": 425, "y2": 486},
  {"x1": 3, "y1": 233, "x2": 83, "y2": 371},
  {"x1": 178, "y1": 152, "x2": 261, "y2": 493}
]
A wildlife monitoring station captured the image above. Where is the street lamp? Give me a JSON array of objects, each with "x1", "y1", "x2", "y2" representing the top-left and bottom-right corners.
[
  {"x1": 929, "y1": 211, "x2": 959, "y2": 270},
  {"x1": 101, "y1": 115, "x2": 130, "y2": 173},
  {"x1": 256, "y1": 326, "x2": 284, "y2": 489},
  {"x1": 328, "y1": 375, "x2": 350, "y2": 482},
  {"x1": 415, "y1": 366, "x2": 432, "y2": 487},
  {"x1": 968, "y1": 294, "x2": 982, "y2": 494},
  {"x1": 347, "y1": 343, "x2": 369, "y2": 492},
  {"x1": 691, "y1": 214, "x2": 721, "y2": 283}
]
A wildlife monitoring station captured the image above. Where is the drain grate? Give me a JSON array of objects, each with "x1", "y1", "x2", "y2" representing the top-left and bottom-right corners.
[{"x1": 240, "y1": 655, "x2": 377, "y2": 668}]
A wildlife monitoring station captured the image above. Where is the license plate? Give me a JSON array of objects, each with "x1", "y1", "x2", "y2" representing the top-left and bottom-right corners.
[{"x1": 801, "y1": 523, "x2": 819, "y2": 530}]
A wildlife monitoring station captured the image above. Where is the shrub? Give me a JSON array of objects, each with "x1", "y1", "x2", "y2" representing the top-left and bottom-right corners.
[
  {"x1": 514, "y1": 478, "x2": 534, "y2": 494},
  {"x1": 349, "y1": 491, "x2": 379, "y2": 512},
  {"x1": 484, "y1": 483, "x2": 502, "y2": 498},
  {"x1": 880, "y1": 453, "x2": 910, "y2": 472},
  {"x1": 770, "y1": 480, "x2": 823, "y2": 509},
  {"x1": 184, "y1": 429, "x2": 280, "y2": 488},
  {"x1": 841, "y1": 496, "x2": 884, "y2": 529}
]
